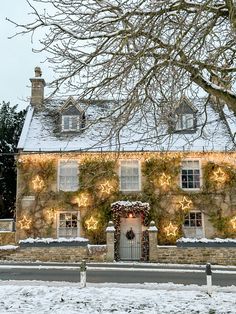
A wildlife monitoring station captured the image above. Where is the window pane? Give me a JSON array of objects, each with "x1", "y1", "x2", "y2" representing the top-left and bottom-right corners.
[
  {"x1": 58, "y1": 212, "x2": 79, "y2": 238},
  {"x1": 185, "y1": 114, "x2": 194, "y2": 128},
  {"x1": 184, "y1": 212, "x2": 202, "y2": 228},
  {"x1": 63, "y1": 116, "x2": 70, "y2": 130},
  {"x1": 120, "y1": 160, "x2": 140, "y2": 191},
  {"x1": 181, "y1": 160, "x2": 200, "y2": 189},
  {"x1": 59, "y1": 161, "x2": 78, "y2": 191},
  {"x1": 71, "y1": 117, "x2": 78, "y2": 130},
  {"x1": 62, "y1": 115, "x2": 79, "y2": 131}
]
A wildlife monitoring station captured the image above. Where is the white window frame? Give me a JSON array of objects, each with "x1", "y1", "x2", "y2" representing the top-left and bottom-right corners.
[
  {"x1": 119, "y1": 159, "x2": 141, "y2": 192},
  {"x1": 183, "y1": 210, "x2": 205, "y2": 238},
  {"x1": 58, "y1": 160, "x2": 79, "y2": 192},
  {"x1": 183, "y1": 211, "x2": 203, "y2": 228},
  {"x1": 57, "y1": 211, "x2": 80, "y2": 238},
  {"x1": 180, "y1": 159, "x2": 201, "y2": 191},
  {"x1": 62, "y1": 115, "x2": 79, "y2": 131},
  {"x1": 176, "y1": 113, "x2": 194, "y2": 131}
]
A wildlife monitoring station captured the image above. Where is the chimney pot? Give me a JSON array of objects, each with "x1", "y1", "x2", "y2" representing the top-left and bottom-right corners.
[{"x1": 35, "y1": 66, "x2": 42, "y2": 77}]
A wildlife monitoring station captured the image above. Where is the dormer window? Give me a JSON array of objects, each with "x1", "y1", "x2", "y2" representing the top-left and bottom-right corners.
[
  {"x1": 176, "y1": 113, "x2": 194, "y2": 131},
  {"x1": 60, "y1": 97, "x2": 85, "y2": 133},
  {"x1": 174, "y1": 98, "x2": 197, "y2": 133},
  {"x1": 62, "y1": 115, "x2": 79, "y2": 131}
]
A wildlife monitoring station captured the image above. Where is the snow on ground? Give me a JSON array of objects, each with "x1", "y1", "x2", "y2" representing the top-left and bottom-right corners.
[{"x1": 0, "y1": 281, "x2": 235, "y2": 314}]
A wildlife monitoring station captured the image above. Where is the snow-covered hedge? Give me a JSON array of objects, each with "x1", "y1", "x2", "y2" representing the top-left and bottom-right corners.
[
  {"x1": 177, "y1": 237, "x2": 236, "y2": 247},
  {"x1": 19, "y1": 237, "x2": 89, "y2": 247},
  {"x1": 177, "y1": 237, "x2": 236, "y2": 243},
  {"x1": 0, "y1": 245, "x2": 18, "y2": 250}
]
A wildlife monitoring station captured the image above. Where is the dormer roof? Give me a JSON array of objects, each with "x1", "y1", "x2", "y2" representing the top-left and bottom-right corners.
[
  {"x1": 60, "y1": 96, "x2": 84, "y2": 115},
  {"x1": 175, "y1": 96, "x2": 198, "y2": 114},
  {"x1": 17, "y1": 95, "x2": 236, "y2": 152}
]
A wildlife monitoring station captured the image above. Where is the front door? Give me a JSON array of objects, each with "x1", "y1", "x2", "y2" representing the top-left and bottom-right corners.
[{"x1": 119, "y1": 217, "x2": 142, "y2": 260}]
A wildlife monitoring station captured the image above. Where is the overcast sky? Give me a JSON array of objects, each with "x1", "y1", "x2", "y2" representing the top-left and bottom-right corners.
[{"x1": 0, "y1": 0, "x2": 50, "y2": 111}]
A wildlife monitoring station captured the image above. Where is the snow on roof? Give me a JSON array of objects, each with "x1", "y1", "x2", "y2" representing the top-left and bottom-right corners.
[
  {"x1": 17, "y1": 105, "x2": 34, "y2": 150},
  {"x1": 17, "y1": 97, "x2": 236, "y2": 153}
]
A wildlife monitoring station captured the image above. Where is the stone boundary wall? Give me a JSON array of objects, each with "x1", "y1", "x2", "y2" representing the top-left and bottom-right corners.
[
  {"x1": 150, "y1": 246, "x2": 236, "y2": 265},
  {"x1": 1, "y1": 242, "x2": 236, "y2": 265},
  {"x1": 4, "y1": 245, "x2": 235, "y2": 265},
  {"x1": 3, "y1": 244, "x2": 107, "y2": 263},
  {"x1": 0, "y1": 248, "x2": 18, "y2": 260}
]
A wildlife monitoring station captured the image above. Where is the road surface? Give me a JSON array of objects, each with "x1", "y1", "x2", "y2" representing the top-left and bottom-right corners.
[{"x1": 0, "y1": 262, "x2": 235, "y2": 287}]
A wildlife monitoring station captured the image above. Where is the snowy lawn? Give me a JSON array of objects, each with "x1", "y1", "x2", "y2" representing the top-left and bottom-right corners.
[{"x1": 0, "y1": 281, "x2": 235, "y2": 313}]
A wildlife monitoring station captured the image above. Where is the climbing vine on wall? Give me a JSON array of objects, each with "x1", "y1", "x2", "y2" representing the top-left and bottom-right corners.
[
  {"x1": 17, "y1": 154, "x2": 236, "y2": 243},
  {"x1": 202, "y1": 161, "x2": 236, "y2": 237},
  {"x1": 18, "y1": 156, "x2": 56, "y2": 194},
  {"x1": 142, "y1": 156, "x2": 183, "y2": 244},
  {"x1": 79, "y1": 158, "x2": 119, "y2": 243}
]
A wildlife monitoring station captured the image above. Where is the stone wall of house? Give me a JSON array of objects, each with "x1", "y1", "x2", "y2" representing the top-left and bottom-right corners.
[
  {"x1": 0, "y1": 232, "x2": 16, "y2": 245},
  {"x1": 149, "y1": 246, "x2": 236, "y2": 265},
  {"x1": 16, "y1": 152, "x2": 236, "y2": 243}
]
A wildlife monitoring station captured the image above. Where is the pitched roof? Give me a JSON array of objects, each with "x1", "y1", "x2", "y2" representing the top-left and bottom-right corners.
[{"x1": 17, "y1": 97, "x2": 236, "y2": 153}]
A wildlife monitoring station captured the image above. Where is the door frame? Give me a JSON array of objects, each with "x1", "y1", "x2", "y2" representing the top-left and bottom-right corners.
[{"x1": 111, "y1": 200, "x2": 150, "y2": 261}]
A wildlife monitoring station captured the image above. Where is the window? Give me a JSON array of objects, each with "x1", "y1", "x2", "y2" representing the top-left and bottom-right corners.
[
  {"x1": 62, "y1": 115, "x2": 79, "y2": 131},
  {"x1": 181, "y1": 160, "x2": 200, "y2": 189},
  {"x1": 59, "y1": 160, "x2": 78, "y2": 191},
  {"x1": 58, "y1": 212, "x2": 80, "y2": 238},
  {"x1": 176, "y1": 113, "x2": 194, "y2": 131},
  {"x1": 120, "y1": 160, "x2": 140, "y2": 191},
  {"x1": 184, "y1": 211, "x2": 202, "y2": 227}
]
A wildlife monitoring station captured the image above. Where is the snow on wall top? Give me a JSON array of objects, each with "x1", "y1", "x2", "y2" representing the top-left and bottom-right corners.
[{"x1": 17, "y1": 97, "x2": 236, "y2": 152}]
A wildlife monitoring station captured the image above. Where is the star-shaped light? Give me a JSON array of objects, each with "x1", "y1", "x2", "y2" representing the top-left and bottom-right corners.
[
  {"x1": 230, "y1": 216, "x2": 236, "y2": 229},
  {"x1": 164, "y1": 222, "x2": 178, "y2": 237},
  {"x1": 179, "y1": 196, "x2": 193, "y2": 211},
  {"x1": 212, "y1": 168, "x2": 227, "y2": 184},
  {"x1": 85, "y1": 216, "x2": 98, "y2": 230},
  {"x1": 47, "y1": 208, "x2": 57, "y2": 219},
  {"x1": 18, "y1": 215, "x2": 32, "y2": 230},
  {"x1": 159, "y1": 173, "x2": 171, "y2": 187},
  {"x1": 100, "y1": 181, "x2": 113, "y2": 194},
  {"x1": 76, "y1": 194, "x2": 89, "y2": 207},
  {"x1": 32, "y1": 175, "x2": 44, "y2": 191}
]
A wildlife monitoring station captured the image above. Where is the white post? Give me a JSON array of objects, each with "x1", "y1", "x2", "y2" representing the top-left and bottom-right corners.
[
  {"x1": 206, "y1": 263, "x2": 212, "y2": 296},
  {"x1": 80, "y1": 259, "x2": 87, "y2": 288}
]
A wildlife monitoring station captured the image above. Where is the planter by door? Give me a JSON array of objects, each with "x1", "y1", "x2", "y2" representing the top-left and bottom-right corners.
[{"x1": 119, "y1": 217, "x2": 142, "y2": 261}]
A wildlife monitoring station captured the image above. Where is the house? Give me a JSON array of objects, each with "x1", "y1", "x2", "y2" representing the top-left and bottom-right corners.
[{"x1": 16, "y1": 67, "x2": 236, "y2": 261}]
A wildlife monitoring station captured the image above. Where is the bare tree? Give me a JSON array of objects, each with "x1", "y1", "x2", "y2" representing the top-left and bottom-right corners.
[{"x1": 8, "y1": 0, "x2": 236, "y2": 146}]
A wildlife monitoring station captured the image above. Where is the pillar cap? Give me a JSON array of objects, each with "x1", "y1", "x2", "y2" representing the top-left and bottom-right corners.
[
  {"x1": 148, "y1": 220, "x2": 158, "y2": 232},
  {"x1": 106, "y1": 220, "x2": 115, "y2": 232}
]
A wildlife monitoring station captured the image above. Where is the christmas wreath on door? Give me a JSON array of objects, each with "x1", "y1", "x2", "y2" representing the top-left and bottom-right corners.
[{"x1": 126, "y1": 228, "x2": 135, "y2": 240}]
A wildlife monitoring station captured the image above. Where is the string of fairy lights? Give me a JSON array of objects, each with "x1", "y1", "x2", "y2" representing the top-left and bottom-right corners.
[{"x1": 17, "y1": 154, "x2": 236, "y2": 236}]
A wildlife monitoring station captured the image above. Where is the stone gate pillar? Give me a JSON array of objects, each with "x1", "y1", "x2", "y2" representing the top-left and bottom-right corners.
[
  {"x1": 148, "y1": 221, "x2": 158, "y2": 262},
  {"x1": 106, "y1": 221, "x2": 115, "y2": 262}
]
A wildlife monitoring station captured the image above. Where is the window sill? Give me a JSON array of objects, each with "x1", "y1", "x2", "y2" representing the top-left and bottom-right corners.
[
  {"x1": 120, "y1": 190, "x2": 142, "y2": 193},
  {"x1": 183, "y1": 226, "x2": 203, "y2": 229},
  {"x1": 181, "y1": 188, "x2": 201, "y2": 192}
]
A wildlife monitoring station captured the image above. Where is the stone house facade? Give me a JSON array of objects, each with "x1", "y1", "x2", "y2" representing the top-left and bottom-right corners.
[{"x1": 15, "y1": 67, "x2": 236, "y2": 261}]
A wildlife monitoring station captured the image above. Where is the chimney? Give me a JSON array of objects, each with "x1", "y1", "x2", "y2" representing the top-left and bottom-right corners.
[{"x1": 30, "y1": 66, "x2": 45, "y2": 107}]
